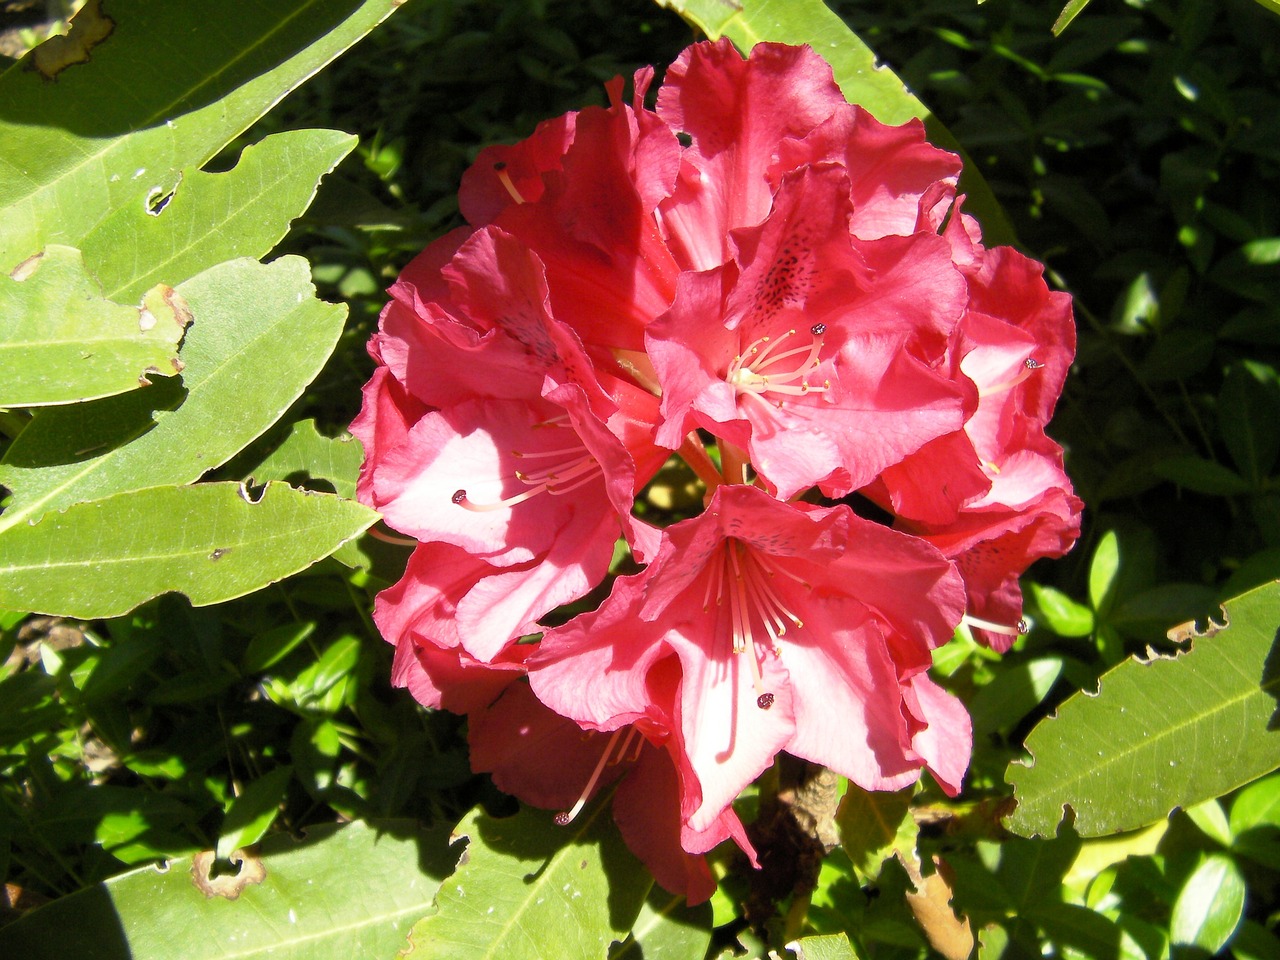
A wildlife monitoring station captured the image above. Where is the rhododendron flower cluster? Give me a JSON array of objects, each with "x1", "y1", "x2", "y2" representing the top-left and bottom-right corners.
[{"x1": 353, "y1": 39, "x2": 1081, "y2": 903}]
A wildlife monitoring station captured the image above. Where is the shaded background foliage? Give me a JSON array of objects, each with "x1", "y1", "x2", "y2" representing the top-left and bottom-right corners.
[{"x1": 2, "y1": 0, "x2": 1280, "y2": 956}]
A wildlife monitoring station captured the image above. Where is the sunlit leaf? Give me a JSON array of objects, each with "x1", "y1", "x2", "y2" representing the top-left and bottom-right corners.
[
  {"x1": 836, "y1": 783, "x2": 917, "y2": 881},
  {"x1": 0, "y1": 246, "x2": 189, "y2": 407},
  {"x1": 1169, "y1": 854, "x2": 1246, "y2": 952},
  {"x1": 0, "y1": 256, "x2": 347, "y2": 532},
  {"x1": 611, "y1": 885, "x2": 713, "y2": 959},
  {"x1": 403, "y1": 801, "x2": 652, "y2": 960},
  {"x1": 785, "y1": 932, "x2": 862, "y2": 959},
  {"x1": 1006, "y1": 583, "x2": 1280, "y2": 837},
  {"x1": 0, "y1": 820, "x2": 456, "y2": 959},
  {"x1": 0, "y1": 481, "x2": 376, "y2": 619},
  {"x1": 0, "y1": 0, "x2": 404, "y2": 273},
  {"x1": 217, "y1": 765, "x2": 295, "y2": 860}
]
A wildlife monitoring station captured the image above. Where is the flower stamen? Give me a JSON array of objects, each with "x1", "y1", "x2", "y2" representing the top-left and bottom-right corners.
[
  {"x1": 494, "y1": 161, "x2": 526, "y2": 205},
  {"x1": 452, "y1": 434, "x2": 601, "y2": 511},
  {"x1": 980, "y1": 357, "x2": 1042, "y2": 399},
  {"x1": 961, "y1": 613, "x2": 1030, "y2": 637},
  {"x1": 554, "y1": 728, "x2": 635, "y2": 825},
  {"x1": 726, "y1": 326, "x2": 830, "y2": 409}
]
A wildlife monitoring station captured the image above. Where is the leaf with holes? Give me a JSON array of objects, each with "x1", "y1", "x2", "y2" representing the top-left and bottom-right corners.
[
  {"x1": 82, "y1": 129, "x2": 357, "y2": 304},
  {"x1": 0, "y1": 481, "x2": 376, "y2": 619},
  {"x1": 0, "y1": 246, "x2": 189, "y2": 407},
  {"x1": 0, "y1": 820, "x2": 457, "y2": 960},
  {"x1": 0, "y1": 256, "x2": 346, "y2": 533},
  {"x1": 836, "y1": 783, "x2": 918, "y2": 882},
  {"x1": 1005, "y1": 582, "x2": 1280, "y2": 837},
  {"x1": 0, "y1": 0, "x2": 403, "y2": 273}
]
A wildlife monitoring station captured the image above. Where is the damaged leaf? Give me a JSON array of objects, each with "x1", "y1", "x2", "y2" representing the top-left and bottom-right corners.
[
  {"x1": 903, "y1": 857, "x2": 974, "y2": 960},
  {"x1": 0, "y1": 256, "x2": 346, "y2": 532},
  {"x1": 1006, "y1": 581, "x2": 1280, "y2": 837},
  {"x1": 190, "y1": 849, "x2": 266, "y2": 900},
  {"x1": 28, "y1": 0, "x2": 115, "y2": 80},
  {"x1": 0, "y1": 480, "x2": 376, "y2": 619},
  {"x1": 835, "y1": 784, "x2": 918, "y2": 882},
  {"x1": 0, "y1": 245, "x2": 188, "y2": 407},
  {"x1": 0, "y1": 820, "x2": 456, "y2": 960}
]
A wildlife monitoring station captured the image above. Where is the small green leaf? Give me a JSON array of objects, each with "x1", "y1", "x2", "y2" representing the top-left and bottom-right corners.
[
  {"x1": 0, "y1": 256, "x2": 347, "y2": 532},
  {"x1": 0, "y1": 820, "x2": 457, "y2": 960},
  {"x1": 217, "y1": 765, "x2": 294, "y2": 860},
  {"x1": 785, "y1": 932, "x2": 862, "y2": 960},
  {"x1": 0, "y1": 481, "x2": 376, "y2": 619},
  {"x1": 611, "y1": 885, "x2": 713, "y2": 960},
  {"x1": 1052, "y1": 0, "x2": 1094, "y2": 35},
  {"x1": 1006, "y1": 583, "x2": 1280, "y2": 838},
  {"x1": 404, "y1": 801, "x2": 652, "y2": 960},
  {"x1": 1219, "y1": 361, "x2": 1280, "y2": 485},
  {"x1": 1229, "y1": 771, "x2": 1280, "y2": 834},
  {"x1": 969, "y1": 658, "x2": 1064, "y2": 737},
  {"x1": 1185, "y1": 798, "x2": 1233, "y2": 847},
  {"x1": 836, "y1": 783, "x2": 918, "y2": 881},
  {"x1": 1152, "y1": 455, "x2": 1253, "y2": 496},
  {"x1": 1169, "y1": 854, "x2": 1246, "y2": 952},
  {"x1": 1088, "y1": 530, "x2": 1121, "y2": 613},
  {"x1": 1029, "y1": 583, "x2": 1094, "y2": 637},
  {"x1": 242, "y1": 621, "x2": 317, "y2": 674},
  {"x1": 0, "y1": 246, "x2": 189, "y2": 407},
  {"x1": 244, "y1": 419, "x2": 365, "y2": 501}
]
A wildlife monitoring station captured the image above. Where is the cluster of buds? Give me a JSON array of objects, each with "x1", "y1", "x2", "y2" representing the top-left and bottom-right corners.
[{"x1": 353, "y1": 39, "x2": 1081, "y2": 901}]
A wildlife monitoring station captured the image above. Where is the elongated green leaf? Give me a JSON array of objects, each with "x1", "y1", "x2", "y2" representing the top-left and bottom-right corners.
[
  {"x1": 217, "y1": 766, "x2": 295, "y2": 860},
  {"x1": 0, "y1": 245, "x2": 188, "y2": 407},
  {"x1": 1006, "y1": 583, "x2": 1280, "y2": 837},
  {"x1": 652, "y1": 0, "x2": 1016, "y2": 245},
  {"x1": 0, "y1": 0, "x2": 404, "y2": 272},
  {"x1": 1052, "y1": 0, "x2": 1095, "y2": 35},
  {"x1": 404, "y1": 801, "x2": 652, "y2": 960},
  {"x1": 84, "y1": 129, "x2": 357, "y2": 304},
  {"x1": 0, "y1": 256, "x2": 345, "y2": 532},
  {"x1": 0, "y1": 820, "x2": 457, "y2": 960},
  {"x1": 611, "y1": 886, "x2": 713, "y2": 960},
  {"x1": 0, "y1": 481, "x2": 376, "y2": 619}
]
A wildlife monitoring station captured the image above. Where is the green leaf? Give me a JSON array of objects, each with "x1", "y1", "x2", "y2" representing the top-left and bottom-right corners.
[
  {"x1": 0, "y1": 0, "x2": 404, "y2": 273},
  {"x1": 84, "y1": 129, "x2": 358, "y2": 303},
  {"x1": 1088, "y1": 530, "x2": 1121, "y2": 613},
  {"x1": 0, "y1": 481, "x2": 376, "y2": 619},
  {"x1": 244, "y1": 419, "x2": 365, "y2": 501},
  {"x1": 611, "y1": 885, "x2": 713, "y2": 959},
  {"x1": 969, "y1": 658, "x2": 1064, "y2": 737},
  {"x1": 1219, "y1": 361, "x2": 1280, "y2": 486},
  {"x1": 0, "y1": 256, "x2": 346, "y2": 532},
  {"x1": 1169, "y1": 854, "x2": 1246, "y2": 952},
  {"x1": 1052, "y1": 0, "x2": 1094, "y2": 36},
  {"x1": 0, "y1": 245, "x2": 189, "y2": 407},
  {"x1": 1151, "y1": 455, "x2": 1253, "y2": 496},
  {"x1": 1228, "y1": 771, "x2": 1280, "y2": 834},
  {"x1": 1005, "y1": 582, "x2": 1280, "y2": 838},
  {"x1": 217, "y1": 765, "x2": 294, "y2": 860},
  {"x1": 835, "y1": 783, "x2": 918, "y2": 881},
  {"x1": 784, "y1": 932, "x2": 862, "y2": 959},
  {"x1": 1029, "y1": 583, "x2": 1094, "y2": 637},
  {"x1": 403, "y1": 801, "x2": 653, "y2": 960},
  {"x1": 0, "y1": 820, "x2": 457, "y2": 960},
  {"x1": 652, "y1": 0, "x2": 1017, "y2": 246},
  {"x1": 241, "y1": 621, "x2": 318, "y2": 675},
  {"x1": 1185, "y1": 798, "x2": 1233, "y2": 847}
]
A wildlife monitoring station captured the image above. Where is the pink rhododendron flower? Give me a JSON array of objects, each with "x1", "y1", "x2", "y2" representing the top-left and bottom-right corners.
[{"x1": 354, "y1": 36, "x2": 1081, "y2": 901}]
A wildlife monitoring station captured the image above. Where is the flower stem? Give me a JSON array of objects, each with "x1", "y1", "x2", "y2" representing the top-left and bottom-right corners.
[{"x1": 678, "y1": 433, "x2": 724, "y2": 493}]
